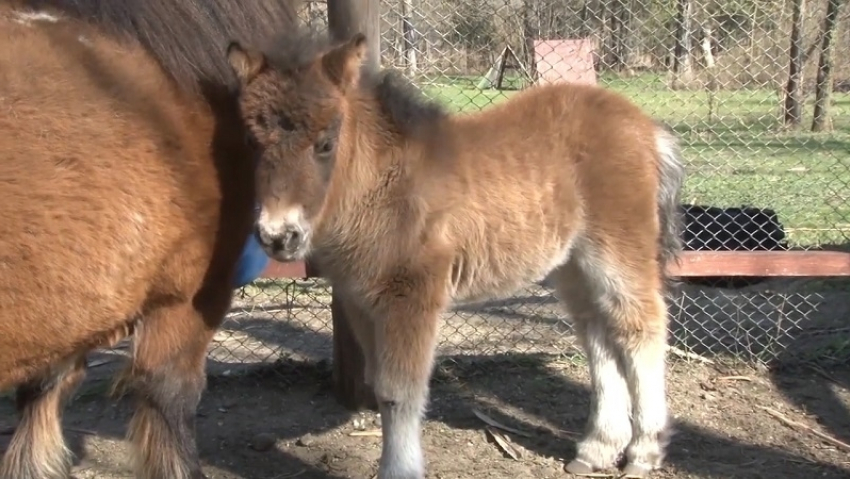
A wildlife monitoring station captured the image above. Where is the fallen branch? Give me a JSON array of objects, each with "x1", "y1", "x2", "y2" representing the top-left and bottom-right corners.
[
  {"x1": 555, "y1": 428, "x2": 581, "y2": 439},
  {"x1": 486, "y1": 426, "x2": 522, "y2": 460},
  {"x1": 349, "y1": 430, "x2": 382, "y2": 437},
  {"x1": 271, "y1": 469, "x2": 307, "y2": 479},
  {"x1": 758, "y1": 406, "x2": 850, "y2": 452},
  {"x1": 472, "y1": 408, "x2": 532, "y2": 437},
  {"x1": 715, "y1": 375, "x2": 752, "y2": 382},
  {"x1": 667, "y1": 345, "x2": 714, "y2": 364},
  {"x1": 806, "y1": 363, "x2": 849, "y2": 390}
]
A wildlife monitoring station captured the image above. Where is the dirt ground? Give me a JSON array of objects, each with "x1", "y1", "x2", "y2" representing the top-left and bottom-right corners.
[{"x1": 2, "y1": 355, "x2": 850, "y2": 479}]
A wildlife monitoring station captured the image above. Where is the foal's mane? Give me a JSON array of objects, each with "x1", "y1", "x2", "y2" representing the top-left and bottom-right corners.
[
  {"x1": 264, "y1": 28, "x2": 449, "y2": 139},
  {"x1": 16, "y1": 0, "x2": 299, "y2": 93},
  {"x1": 367, "y1": 69, "x2": 448, "y2": 138}
]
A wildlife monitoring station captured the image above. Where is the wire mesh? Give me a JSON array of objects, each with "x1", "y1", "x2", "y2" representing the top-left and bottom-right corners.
[{"x1": 210, "y1": 0, "x2": 850, "y2": 373}]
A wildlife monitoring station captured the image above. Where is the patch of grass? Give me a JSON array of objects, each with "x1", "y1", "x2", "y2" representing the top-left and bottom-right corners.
[{"x1": 417, "y1": 73, "x2": 850, "y2": 248}]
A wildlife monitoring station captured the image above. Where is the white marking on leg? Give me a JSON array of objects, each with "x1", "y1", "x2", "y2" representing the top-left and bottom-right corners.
[
  {"x1": 563, "y1": 240, "x2": 636, "y2": 469},
  {"x1": 578, "y1": 236, "x2": 670, "y2": 472},
  {"x1": 372, "y1": 317, "x2": 435, "y2": 479},
  {"x1": 622, "y1": 296, "x2": 669, "y2": 471},
  {"x1": 575, "y1": 321, "x2": 632, "y2": 468},
  {"x1": 378, "y1": 398, "x2": 425, "y2": 479}
]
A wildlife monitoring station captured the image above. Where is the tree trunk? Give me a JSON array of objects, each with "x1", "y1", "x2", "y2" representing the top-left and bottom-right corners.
[
  {"x1": 521, "y1": 0, "x2": 536, "y2": 79},
  {"x1": 783, "y1": 0, "x2": 806, "y2": 128},
  {"x1": 811, "y1": 0, "x2": 845, "y2": 132},
  {"x1": 400, "y1": 0, "x2": 417, "y2": 75},
  {"x1": 608, "y1": 0, "x2": 634, "y2": 72},
  {"x1": 673, "y1": 0, "x2": 693, "y2": 84},
  {"x1": 325, "y1": 0, "x2": 380, "y2": 412},
  {"x1": 327, "y1": 0, "x2": 381, "y2": 72},
  {"x1": 700, "y1": 25, "x2": 715, "y2": 69}
]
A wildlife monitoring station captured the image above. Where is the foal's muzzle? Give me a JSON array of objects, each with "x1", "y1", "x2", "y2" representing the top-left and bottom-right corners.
[{"x1": 254, "y1": 222, "x2": 310, "y2": 262}]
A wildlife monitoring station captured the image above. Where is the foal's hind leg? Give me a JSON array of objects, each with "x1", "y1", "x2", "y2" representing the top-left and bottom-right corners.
[
  {"x1": 0, "y1": 356, "x2": 87, "y2": 479},
  {"x1": 613, "y1": 289, "x2": 670, "y2": 477},
  {"x1": 123, "y1": 292, "x2": 229, "y2": 479},
  {"x1": 563, "y1": 246, "x2": 671, "y2": 477},
  {"x1": 553, "y1": 261, "x2": 632, "y2": 474}
]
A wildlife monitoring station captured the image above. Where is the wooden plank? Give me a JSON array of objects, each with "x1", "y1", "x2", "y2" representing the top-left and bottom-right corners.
[
  {"x1": 669, "y1": 251, "x2": 850, "y2": 277},
  {"x1": 326, "y1": 0, "x2": 381, "y2": 412},
  {"x1": 259, "y1": 260, "x2": 308, "y2": 279},
  {"x1": 258, "y1": 251, "x2": 850, "y2": 280}
]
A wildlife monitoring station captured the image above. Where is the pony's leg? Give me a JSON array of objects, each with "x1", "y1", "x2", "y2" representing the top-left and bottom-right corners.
[
  {"x1": 371, "y1": 274, "x2": 446, "y2": 479},
  {"x1": 124, "y1": 293, "x2": 228, "y2": 479},
  {"x1": 373, "y1": 311, "x2": 440, "y2": 479},
  {"x1": 0, "y1": 356, "x2": 87, "y2": 479},
  {"x1": 553, "y1": 261, "x2": 632, "y2": 474},
  {"x1": 612, "y1": 289, "x2": 670, "y2": 477},
  {"x1": 569, "y1": 246, "x2": 671, "y2": 478}
]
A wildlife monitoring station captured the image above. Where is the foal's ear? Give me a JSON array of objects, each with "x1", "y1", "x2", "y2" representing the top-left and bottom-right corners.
[
  {"x1": 321, "y1": 33, "x2": 368, "y2": 92},
  {"x1": 226, "y1": 41, "x2": 266, "y2": 83}
]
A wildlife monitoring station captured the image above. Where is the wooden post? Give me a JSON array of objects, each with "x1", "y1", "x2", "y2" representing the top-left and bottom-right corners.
[
  {"x1": 327, "y1": 0, "x2": 381, "y2": 72},
  {"x1": 331, "y1": 295, "x2": 378, "y2": 411},
  {"x1": 326, "y1": 0, "x2": 380, "y2": 411}
]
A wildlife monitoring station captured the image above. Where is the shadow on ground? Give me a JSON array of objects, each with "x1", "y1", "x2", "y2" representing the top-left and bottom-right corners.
[
  {"x1": 421, "y1": 353, "x2": 850, "y2": 479},
  {"x1": 3, "y1": 349, "x2": 849, "y2": 478}
]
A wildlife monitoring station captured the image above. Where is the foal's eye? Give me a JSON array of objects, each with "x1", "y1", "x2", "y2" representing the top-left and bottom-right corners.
[
  {"x1": 277, "y1": 115, "x2": 296, "y2": 131},
  {"x1": 314, "y1": 137, "x2": 334, "y2": 157}
]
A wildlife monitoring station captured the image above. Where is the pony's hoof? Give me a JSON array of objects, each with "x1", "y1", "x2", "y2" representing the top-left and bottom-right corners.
[
  {"x1": 622, "y1": 462, "x2": 653, "y2": 478},
  {"x1": 564, "y1": 459, "x2": 596, "y2": 475}
]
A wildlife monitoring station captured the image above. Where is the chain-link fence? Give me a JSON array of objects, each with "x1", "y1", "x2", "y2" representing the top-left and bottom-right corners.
[{"x1": 208, "y1": 0, "x2": 850, "y2": 375}]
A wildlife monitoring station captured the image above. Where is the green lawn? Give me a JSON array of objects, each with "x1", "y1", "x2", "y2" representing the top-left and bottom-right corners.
[{"x1": 418, "y1": 73, "x2": 850, "y2": 248}]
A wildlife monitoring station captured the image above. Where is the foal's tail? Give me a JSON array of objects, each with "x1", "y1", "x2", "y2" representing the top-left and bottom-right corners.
[{"x1": 652, "y1": 121, "x2": 686, "y2": 272}]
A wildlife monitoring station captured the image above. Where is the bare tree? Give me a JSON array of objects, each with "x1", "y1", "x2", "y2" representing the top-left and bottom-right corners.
[
  {"x1": 400, "y1": 0, "x2": 418, "y2": 75},
  {"x1": 811, "y1": 0, "x2": 846, "y2": 132},
  {"x1": 673, "y1": 0, "x2": 693, "y2": 85},
  {"x1": 608, "y1": 0, "x2": 636, "y2": 72},
  {"x1": 783, "y1": 0, "x2": 806, "y2": 128}
]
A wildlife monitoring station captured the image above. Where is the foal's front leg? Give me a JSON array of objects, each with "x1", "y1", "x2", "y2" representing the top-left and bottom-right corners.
[{"x1": 369, "y1": 268, "x2": 448, "y2": 479}]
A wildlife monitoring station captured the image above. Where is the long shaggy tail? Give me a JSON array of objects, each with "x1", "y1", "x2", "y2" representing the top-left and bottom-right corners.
[{"x1": 653, "y1": 121, "x2": 686, "y2": 270}]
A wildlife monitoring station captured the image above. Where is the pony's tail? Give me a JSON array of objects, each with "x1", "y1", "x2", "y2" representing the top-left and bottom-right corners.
[{"x1": 652, "y1": 121, "x2": 686, "y2": 273}]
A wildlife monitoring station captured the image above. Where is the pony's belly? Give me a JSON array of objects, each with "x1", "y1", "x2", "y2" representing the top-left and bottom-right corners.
[{"x1": 450, "y1": 240, "x2": 572, "y2": 305}]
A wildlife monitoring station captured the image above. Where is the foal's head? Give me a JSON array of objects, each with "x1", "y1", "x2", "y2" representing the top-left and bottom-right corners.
[{"x1": 226, "y1": 32, "x2": 367, "y2": 261}]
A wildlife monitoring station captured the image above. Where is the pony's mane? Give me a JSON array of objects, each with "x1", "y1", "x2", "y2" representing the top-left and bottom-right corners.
[
  {"x1": 262, "y1": 27, "x2": 336, "y2": 74},
  {"x1": 367, "y1": 69, "x2": 448, "y2": 138},
  {"x1": 15, "y1": 0, "x2": 299, "y2": 93},
  {"x1": 263, "y1": 28, "x2": 449, "y2": 138}
]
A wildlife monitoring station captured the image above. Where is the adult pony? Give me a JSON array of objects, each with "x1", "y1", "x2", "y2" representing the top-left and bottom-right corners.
[
  {"x1": 0, "y1": 1, "x2": 296, "y2": 478},
  {"x1": 227, "y1": 30, "x2": 686, "y2": 478}
]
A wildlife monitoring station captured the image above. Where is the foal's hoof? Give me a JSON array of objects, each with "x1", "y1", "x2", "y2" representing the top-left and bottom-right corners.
[
  {"x1": 621, "y1": 462, "x2": 653, "y2": 478},
  {"x1": 564, "y1": 459, "x2": 596, "y2": 475}
]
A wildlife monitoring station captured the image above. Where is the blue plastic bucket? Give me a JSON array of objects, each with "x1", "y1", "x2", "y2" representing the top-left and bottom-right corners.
[{"x1": 232, "y1": 229, "x2": 270, "y2": 288}]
